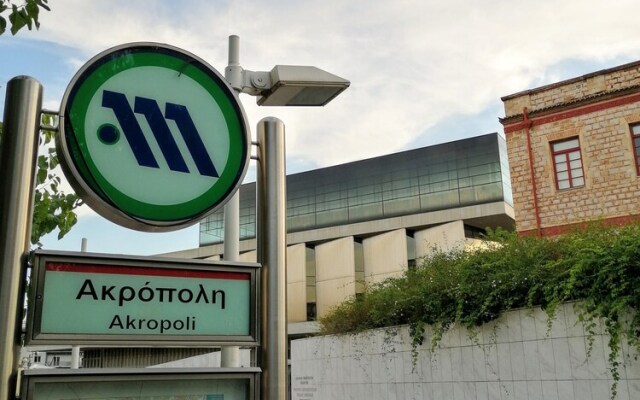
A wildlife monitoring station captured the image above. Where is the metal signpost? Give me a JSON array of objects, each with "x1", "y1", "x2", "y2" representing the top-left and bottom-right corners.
[
  {"x1": 0, "y1": 77, "x2": 42, "y2": 400},
  {"x1": 0, "y1": 37, "x2": 348, "y2": 400}
]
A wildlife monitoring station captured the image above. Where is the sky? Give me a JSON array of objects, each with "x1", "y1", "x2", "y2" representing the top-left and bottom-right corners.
[{"x1": 2, "y1": 0, "x2": 640, "y2": 256}]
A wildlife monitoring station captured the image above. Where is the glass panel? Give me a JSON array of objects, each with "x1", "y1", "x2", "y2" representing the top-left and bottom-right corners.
[
  {"x1": 349, "y1": 202, "x2": 383, "y2": 222},
  {"x1": 554, "y1": 154, "x2": 566, "y2": 164},
  {"x1": 316, "y1": 209, "x2": 348, "y2": 227},
  {"x1": 430, "y1": 180, "x2": 452, "y2": 192},
  {"x1": 289, "y1": 214, "x2": 316, "y2": 232},
  {"x1": 383, "y1": 197, "x2": 420, "y2": 216},
  {"x1": 569, "y1": 159, "x2": 582, "y2": 170},
  {"x1": 457, "y1": 177, "x2": 471, "y2": 188},
  {"x1": 420, "y1": 190, "x2": 460, "y2": 210},
  {"x1": 305, "y1": 247, "x2": 316, "y2": 304},
  {"x1": 557, "y1": 171, "x2": 569, "y2": 181},
  {"x1": 568, "y1": 151, "x2": 581, "y2": 161},
  {"x1": 571, "y1": 168, "x2": 584, "y2": 178},
  {"x1": 471, "y1": 172, "x2": 497, "y2": 186},
  {"x1": 354, "y1": 242, "x2": 364, "y2": 294},
  {"x1": 632, "y1": 124, "x2": 640, "y2": 135},
  {"x1": 553, "y1": 138, "x2": 579, "y2": 152},
  {"x1": 556, "y1": 162, "x2": 568, "y2": 172},
  {"x1": 573, "y1": 177, "x2": 585, "y2": 187},
  {"x1": 430, "y1": 171, "x2": 450, "y2": 183},
  {"x1": 558, "y1": 180, "x2": 570, "y2": 190},
  {"x1": 459, "y1": 182, "x2": 503, "y2": 205}
]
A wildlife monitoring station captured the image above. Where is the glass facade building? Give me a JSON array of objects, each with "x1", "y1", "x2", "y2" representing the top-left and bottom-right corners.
[{"x1": 199, "y1": 133, "x2": 512, "y2": 246}]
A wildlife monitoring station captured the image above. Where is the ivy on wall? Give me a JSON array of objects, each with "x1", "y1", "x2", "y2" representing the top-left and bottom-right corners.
[{"x1": 319, "y1": 223, "x2": 640, "y2": 399}]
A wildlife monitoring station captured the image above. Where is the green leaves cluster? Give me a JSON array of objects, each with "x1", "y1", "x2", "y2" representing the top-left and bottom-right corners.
[
  {"x1": 0, "y1": 0, "x2": 50, "y2": 35},
  {"x1": 0, "y1": 118, "x2": 82, "y2": 246},
  {"x1": 319, "y1": 225, "x2": 640, "y2": 398},
  {"x1": 31, "y1": 120, "x2": 82, "y2": 245}
]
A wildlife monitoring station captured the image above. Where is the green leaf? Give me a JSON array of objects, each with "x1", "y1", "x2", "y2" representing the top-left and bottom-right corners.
[
  {"x1": 26, "y1": 1, "x2": 39, "y2": 19},
  {"x1": 36, "y1": 168, "x2": 47, "y2": 185},
  {"x1": 0, "y1": 16, "x2": 6, "y2": 35},
  {"x1": 20, "y1": 9, "x2": 31, "y2": 30},
  {"x1": 37, "y1": 154, "x2": 48, "y2": 169},
  {"x1": 25, "y1": 1, "x2": 39, "y2": 29},
  {"x1": 35, "y1": 0, "x2": 50, "y2": 12},
  {"x1": 9, "y1": 6, "x2": 27, "y2": 35},
  {"x1": 49, "y1": 154, "x2": 59, "y2": 169}
]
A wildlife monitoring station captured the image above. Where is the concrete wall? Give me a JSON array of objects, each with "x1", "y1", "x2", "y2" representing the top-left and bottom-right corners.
[
  {"x1": 238, "y1": 250, "x2": 256, "y2": 262},
  {"x1": 363, "y1": 229, "x2": 408, "y2": 285},
  {"x1": 414, "y1": 220, "x2": 465, "y2": 258},
  {"x1": 291, "y1": 303, "x2": 639, "y2": 400},
  {"x1": 288, "y1": 243, "x2": 307, "y2": 322},
  {"x1": 236, "y1": 245, "x2": 308, "y2": 322},
  {"x1": 315, "y1": 237, "x2": 355, "y2": 317}
]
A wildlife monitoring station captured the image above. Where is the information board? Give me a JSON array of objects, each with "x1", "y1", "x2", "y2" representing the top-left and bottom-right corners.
[
  {"x1": 26, "y1": 250, "x2": 259, "y2": 346},
  {"x1": 21, "y1": 368, "x2": 260, "y2": 400}
]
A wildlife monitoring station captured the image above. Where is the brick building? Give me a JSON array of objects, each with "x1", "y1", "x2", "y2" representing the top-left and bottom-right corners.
[{"x1": 500, "y1": 61, "x2": 640, "y2": 236}]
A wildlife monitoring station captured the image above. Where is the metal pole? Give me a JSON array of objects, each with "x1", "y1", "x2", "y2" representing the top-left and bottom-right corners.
[
  {"x1": 221, "y1": 34, "x2": 242, "y2": 368},
  {"x1": 257, "y1": 117, "x2": 287, "y2": 400},
  {"x1": 70, "y1": 237, "x2": 88, "y2": 369},
  {"x1": 224, "y1": 193, "x2": 240, "y2": 262},
  {"x1": 0, "y1": 76, "x2": 43, "y2": 400}
]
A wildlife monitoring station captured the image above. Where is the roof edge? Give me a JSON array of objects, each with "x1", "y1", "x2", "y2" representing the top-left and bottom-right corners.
[{"x1": 501, "y1": 59, "x2": 640, "y2": 101}]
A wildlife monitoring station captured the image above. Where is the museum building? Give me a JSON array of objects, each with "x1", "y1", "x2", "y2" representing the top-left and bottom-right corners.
[{"x1": 166, "y1": 132, "x2": 515, "y2": 328}]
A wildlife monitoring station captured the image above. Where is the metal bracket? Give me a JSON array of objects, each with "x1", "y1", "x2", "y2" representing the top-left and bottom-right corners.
[{"x1": 40, "y1": 109, "x2": 60, "y2": 132}]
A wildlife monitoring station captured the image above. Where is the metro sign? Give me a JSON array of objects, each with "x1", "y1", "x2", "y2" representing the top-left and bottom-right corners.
[{"x1": 57, "y1": 43, "x2": 250, "y2": 231}]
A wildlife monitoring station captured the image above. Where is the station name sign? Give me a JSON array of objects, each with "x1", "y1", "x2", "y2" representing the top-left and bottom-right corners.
[{"x1": 27, "y1": 250, "x2": 259, "y2": 346}]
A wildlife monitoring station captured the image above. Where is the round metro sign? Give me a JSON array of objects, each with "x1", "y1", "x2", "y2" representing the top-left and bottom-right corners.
[{"x1": 57, "y1": 43, "x2": 250, "y2": 231}]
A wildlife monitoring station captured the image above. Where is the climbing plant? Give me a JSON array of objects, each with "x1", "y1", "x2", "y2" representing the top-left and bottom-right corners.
[{"x1": 319, "y1": 223, "x2": 640, "y2": 399}]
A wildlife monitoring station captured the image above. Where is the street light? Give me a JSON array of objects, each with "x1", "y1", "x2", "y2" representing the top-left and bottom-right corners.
[
  {"x1": 258, "y1": 65, "x2": 350, "y2": 106},
  {"x1": 221, "y1": 35, "x2": 349, "y2": 400},
  {"x1": 224, "y1": 36, "x2": 350, "y2": 106}
]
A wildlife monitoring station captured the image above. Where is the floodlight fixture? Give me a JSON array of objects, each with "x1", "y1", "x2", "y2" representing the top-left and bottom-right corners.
[
  {"x1": 225, "y1": 36, "x2": 350, "y2": 107},
  {"x1": 256, "y1": 65, "x2": 350, "y2": 106}
]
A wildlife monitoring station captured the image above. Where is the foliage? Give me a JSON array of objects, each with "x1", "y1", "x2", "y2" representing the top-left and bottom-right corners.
[
  {"x1": 0, "y1": 0, "x2": 50, "y2": 35},
  {"x1": 319, "y1": 224, "x2": 640, "y2": 398},
  {"x1": 0, "y1": 117, "x2": 82, "y2": 246},
  {"x1": 0, "y1": 2, "x2": 79, "y2": 245}
]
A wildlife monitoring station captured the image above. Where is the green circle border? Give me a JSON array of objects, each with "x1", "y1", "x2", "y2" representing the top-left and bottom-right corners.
[{"x1": 64, "y1": 47, "x2": 249, "y2": 222}]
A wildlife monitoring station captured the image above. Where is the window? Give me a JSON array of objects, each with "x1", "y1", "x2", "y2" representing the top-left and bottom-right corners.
[
  {"x1": 631, "y1": 124, "x2": 640, "y2": 175},
  {"x1": 551, "y1": 138, "x2": 584, "y2": 190}
]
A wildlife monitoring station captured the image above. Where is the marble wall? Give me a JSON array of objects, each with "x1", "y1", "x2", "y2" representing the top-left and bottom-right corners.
[{"x1": 291, "y1": 303, "x2": 639, "y2": 400}]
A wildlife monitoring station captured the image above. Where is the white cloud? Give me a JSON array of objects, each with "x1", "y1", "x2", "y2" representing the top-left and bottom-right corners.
[
  {"x1": 17, "y1": 0, "x2": 640, "y2": 171},
  {"x1": 7, "y1": 0, "x2": 638, "y2": 254}
]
